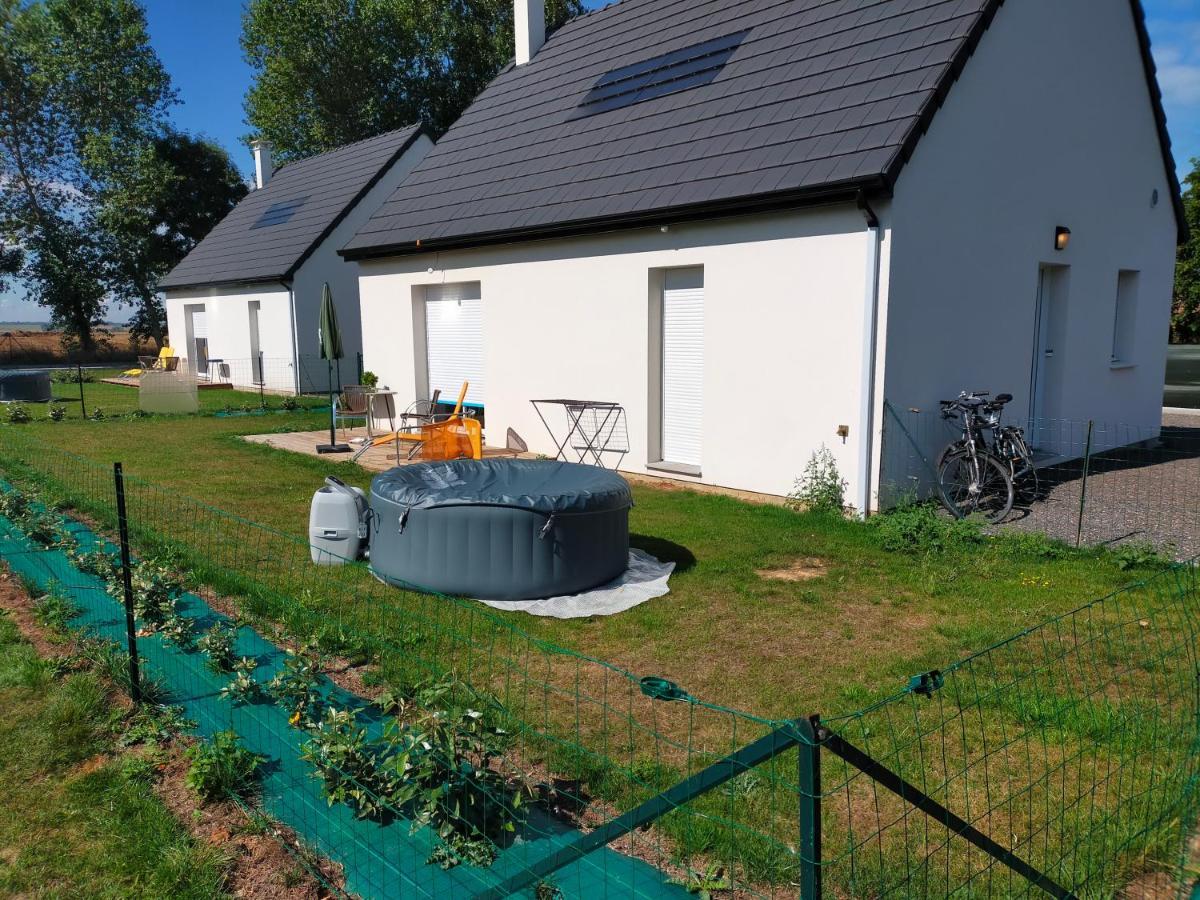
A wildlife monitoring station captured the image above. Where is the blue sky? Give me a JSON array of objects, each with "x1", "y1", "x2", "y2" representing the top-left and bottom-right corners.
[{"x1": 2, "y1": 0, "x2": 1199, "y2": 321}]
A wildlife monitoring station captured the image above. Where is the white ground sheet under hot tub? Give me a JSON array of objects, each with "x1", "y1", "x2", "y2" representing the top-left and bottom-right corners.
[{"x1": 473, "y1": 549, "x2": 673, "y2": 619}]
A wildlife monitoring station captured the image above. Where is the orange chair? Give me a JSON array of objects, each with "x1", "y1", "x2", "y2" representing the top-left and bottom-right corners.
[{"x1": 351, "y1": 382, "x2": 482, "y2": 463}]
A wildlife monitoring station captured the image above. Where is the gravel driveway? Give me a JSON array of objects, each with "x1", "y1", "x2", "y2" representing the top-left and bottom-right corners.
[{"x1": 1004, "y1": 412, "x2": 1200, "y2": 558}]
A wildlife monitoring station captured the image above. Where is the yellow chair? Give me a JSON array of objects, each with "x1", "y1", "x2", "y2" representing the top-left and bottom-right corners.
[{"x1": 123, "y1": 345, "x2": 176, "y2": 377}]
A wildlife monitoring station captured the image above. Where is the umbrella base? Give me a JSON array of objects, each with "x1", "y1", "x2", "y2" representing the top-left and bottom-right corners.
[{"x1": 316, "y1": 443, "x2": 352, "y2": 454}]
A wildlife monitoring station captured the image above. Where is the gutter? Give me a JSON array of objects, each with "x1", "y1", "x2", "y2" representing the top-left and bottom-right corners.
[
  {"x1": 856, "y1": 192, "x2": 883, "y2": 518},
  {"x1": 282, "y1": 279, "x2": 300, "y2": 396},
  {"x1": 340, "y1": 176, "x2": 890, "y2": 261}
]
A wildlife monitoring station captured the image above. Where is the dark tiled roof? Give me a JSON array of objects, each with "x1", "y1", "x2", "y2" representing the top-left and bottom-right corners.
[
  {"x1": 161, "y1": 125, "x2": 426, "y2": 289},
  {"x1": 343, "y1": 0, "x2": 1184, "y2": 258}
]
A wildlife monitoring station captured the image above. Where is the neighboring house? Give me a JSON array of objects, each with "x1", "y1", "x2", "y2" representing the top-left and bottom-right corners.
[
  {"x1": 161, "y1": 126, "x2": 432, "y2": 394},
  {"x1": 341, "y1": 0, "x2": 1183, "y2": 509}
]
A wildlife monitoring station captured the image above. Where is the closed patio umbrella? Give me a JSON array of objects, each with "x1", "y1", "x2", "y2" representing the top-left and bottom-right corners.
[{"x1": 316, "y1": 282, "x2": 350, "y2": 453}]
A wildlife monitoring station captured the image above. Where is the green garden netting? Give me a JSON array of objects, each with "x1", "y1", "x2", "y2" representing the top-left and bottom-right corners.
[{"x1": 0, "y1": 427, "x2": 1197, "y2": 898}]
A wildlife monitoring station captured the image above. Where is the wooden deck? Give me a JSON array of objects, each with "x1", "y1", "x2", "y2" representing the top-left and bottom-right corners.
[
  {"x1": 101, "y1": 375, "x2": 232, "y2": 389},
  {"x1": 241, "y1": 426, "x2": 525, "y2": 472}
]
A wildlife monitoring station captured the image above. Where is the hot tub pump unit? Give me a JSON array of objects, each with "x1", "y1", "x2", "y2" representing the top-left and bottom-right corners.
[{"x1": 309, "y1": 476, "x2": 370, "y2": 565}]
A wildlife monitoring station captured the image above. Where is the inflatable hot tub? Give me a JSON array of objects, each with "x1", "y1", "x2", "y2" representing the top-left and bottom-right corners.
[
  {"x1": 0, "y1": 369, "x2": 51, "y2": 403},
  {"x1": 369, "y1": 459, "x2": 631, "y2": 601}
]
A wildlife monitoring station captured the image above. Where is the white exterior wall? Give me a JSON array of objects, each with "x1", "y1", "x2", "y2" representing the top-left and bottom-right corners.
[
  {"x1": 164, "y1": 134, "x2": 434, "y2": 394},
  {"x1": 359, "y1": 207, "x2": 878, "y2": 500},
  {"x1": 293, "y1": 134, "x2": 433, "y2": 392},
  {"x1": 882, "y1": 0, "x2": 1178, "y2": 474},
  {"x1": 164, "y1": 285, "x2": 297, "y2": 393}
]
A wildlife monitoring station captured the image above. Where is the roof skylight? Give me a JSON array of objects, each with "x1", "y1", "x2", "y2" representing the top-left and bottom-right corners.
[
  {"x1": 251, "y1": 197, "x2": 309, "y2": 229},
  {"x1": 573, "y1": 30, "x2": 749, "y2": 118}
]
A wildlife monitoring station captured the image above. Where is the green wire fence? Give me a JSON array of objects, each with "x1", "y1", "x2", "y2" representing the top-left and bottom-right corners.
[
  {"x1": 0, "y1": 426, "x2": 1197, "y2": 898},
  {"x1": 880, "y1": 400, "x2": 1200, "y2": 557}
]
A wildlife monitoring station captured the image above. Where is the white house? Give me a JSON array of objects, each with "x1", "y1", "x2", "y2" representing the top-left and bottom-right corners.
[
  {"x1": 161, "y1": 126, "x2": 432, "y2": 394},
  {"x1": 341, "y1": 0, "x2": 1184, "y2": 510}
]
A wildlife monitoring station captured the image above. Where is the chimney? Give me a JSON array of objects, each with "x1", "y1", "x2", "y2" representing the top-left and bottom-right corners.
[
  {"x1": 514, "y1": 0, "x2": 545, "y2": 66},
  {"x1": 251, "y1": 139, "x2": 273, "y2": 189}
]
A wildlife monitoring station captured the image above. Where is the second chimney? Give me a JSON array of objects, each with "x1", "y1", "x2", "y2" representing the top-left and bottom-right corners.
[
  {"x1": 251, "y1": 139, "x2": 273, "y2": 190},
  {"x1": 514, "y1": 0, "x2": 545, "y2": 66}
]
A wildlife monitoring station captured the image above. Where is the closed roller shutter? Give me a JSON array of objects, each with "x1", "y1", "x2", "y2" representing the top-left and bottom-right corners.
[
  {"x1": 425, "y1": 283, "x2": 484, "y2": 406},
  {"x1": 662, "y1": 269, "x2": 704, "y2": 467},
  {"x1": 189, "y1": 307, "x2": 207, "y2": 339}
]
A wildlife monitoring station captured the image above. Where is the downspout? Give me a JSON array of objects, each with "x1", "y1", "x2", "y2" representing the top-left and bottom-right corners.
[
  {"x1": 282, "y1": 279, "x2": 300, "y2": 396},
  {"x1": 856, "y1": 192, "x2": 883, "y2": 518}
]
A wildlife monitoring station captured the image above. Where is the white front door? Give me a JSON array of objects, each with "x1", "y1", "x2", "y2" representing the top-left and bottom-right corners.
[
  {"x1": 186, "y1": 305, "x2": 208, "y2": 376},
  {"x1": 1030, "y1": 266, "x2": 1068, "y2": 453},
  {"x1": 247, "y1": 301, "x2": 262, "y2": 383},
  {"x1": 661, "y1": 268, "x2": 704, "y2": 468},
  {"x1": 424, "y1": 283, "x2": 484, "y2": 409}
]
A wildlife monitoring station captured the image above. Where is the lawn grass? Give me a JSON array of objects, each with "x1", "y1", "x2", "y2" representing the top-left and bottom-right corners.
[
  {"x1": 4, "y1": 397, "x2": 1161, "y2": 723},
  {"x1": 0, "y1": 610, "x2": 228, "y2": 899}
]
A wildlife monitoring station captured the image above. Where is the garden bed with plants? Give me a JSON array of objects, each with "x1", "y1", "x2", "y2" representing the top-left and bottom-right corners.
[{"x1": 0, "y1": 482, "x2": 687, "y2": 899}]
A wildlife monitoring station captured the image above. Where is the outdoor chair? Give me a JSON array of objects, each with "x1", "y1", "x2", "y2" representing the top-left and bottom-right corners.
[
  {"x1": 352, "y1": 382, "x2": 482, "y2": 463},
  {"x1": 124, "y1": 345, "x2": 176, "y2": 377},
  {"x1": 333, "y1": 385, "x2": 370, "y2": 435},
  {"x1": 399, "y1": 389, "x2": 441, "y2": 429}
]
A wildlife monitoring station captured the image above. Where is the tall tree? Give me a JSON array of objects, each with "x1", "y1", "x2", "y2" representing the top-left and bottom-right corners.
[
  {"x1": 0, "y1": 0, "x2": 173, "y2": 350},
  {"x1": 1173, "y1": 158, "x2": 1200, "y2": 344},
  {"x1": 98, "y1": 131, "x2": 248, "y2": 345},
  {"x1": 241, "y1": 0, "x2": 583, "y2": 161}
]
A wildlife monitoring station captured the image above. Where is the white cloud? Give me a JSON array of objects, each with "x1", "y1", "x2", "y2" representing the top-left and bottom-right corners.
[{"x1": 1157, "y1": 48, "x2": 1200, "y2": 108}]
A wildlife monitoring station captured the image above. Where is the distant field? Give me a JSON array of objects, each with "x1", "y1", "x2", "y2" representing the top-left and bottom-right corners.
[{"x1": 0, "y1": 328, "x2": 147, "y2": 365}]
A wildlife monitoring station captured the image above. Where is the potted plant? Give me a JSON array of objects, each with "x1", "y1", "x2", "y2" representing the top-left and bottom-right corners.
[{"x1": 360, "y1": 371, "x2": 379, "y2": 390}]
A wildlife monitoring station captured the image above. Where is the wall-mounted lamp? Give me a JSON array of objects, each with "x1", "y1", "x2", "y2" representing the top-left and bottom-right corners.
[
  {"x1": 1054, "y1": 226, "x2": 1071, "y2": 252},
  {"x1": 659, "y1": 225, "x2": 670, "y2": 234}
]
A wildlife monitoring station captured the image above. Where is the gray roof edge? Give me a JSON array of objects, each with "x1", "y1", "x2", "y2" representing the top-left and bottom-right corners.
[
  {"x1": 282, "y1": 124, "x2": 430, "y2": 280},
  {"x1": 340, "y1": 174, "x2": 888, "y2": 261},
  {"x1": 161, "y1": 275, "x2": 292, "y2": 293}
]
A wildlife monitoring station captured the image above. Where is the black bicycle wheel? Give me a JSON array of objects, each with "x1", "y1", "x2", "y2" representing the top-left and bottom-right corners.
[{"x1": 938, "y1": 450, "x2": 1014, "y2": 523}]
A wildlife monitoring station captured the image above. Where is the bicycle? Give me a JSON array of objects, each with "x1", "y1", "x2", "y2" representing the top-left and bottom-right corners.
[{"x1": 936, "y1": 392, "x2": 1036, "y2": 523}]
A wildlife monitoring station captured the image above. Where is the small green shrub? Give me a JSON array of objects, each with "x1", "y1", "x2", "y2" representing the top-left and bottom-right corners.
[
  {"x1": 47, "y1": 403, "x2": 66, "y2": 422},
  {"x1": 786, "y1": 446, "x2": 846, "y2": 513},
  {"x1": 159, "y1": 613, "x2": 194, "y2": 649},
  {"x1": 302, "y1": 706, "x2": 400, "y2": 820},
  {"x1": 77, "y1": 548, "x2": 119, "y2": 581},
  {"x1": 280, "y1": 395, "x2": 299, "y2": 411},
  {"x1": 218, "y1": 657, "x2": 262, "y2": 705},
  {"x1": 0, "y1": 488, "x2": 30, "y2": 521},
  {"x1": 33, "y1": 589, "x2": 79, "y2": 632},
  {"x1": 5, "y1": 403, "x2": 31, "y2": 424},
  {"x1": 107, "y1": 560, "x2": 183, "y2": 631},
  {"x1": 870, "y1": 501, "x2": 983, "y2": 554},
  {"x1": 995, "y1": 530, "x2": 1070, "y2": 560},
  {"x1": 51, "y1": 368, "x2": 93, "y2": 384},
  {"x1": 669, "y1": 863, "x2": 732, "y2": 898},
  {"x1": 24, "y1": 510, "x2": 64, "y2": 546},
  {"x1": 269, "y1": 644, "x2": 325, "y2": 726},
  {"x1": 89, "y1": 407, "x2": 106, "y2": 420},
  {"x1": 185, "y1": 730, "x2": 263, "y2": 802},
  {"x1": 1114, "y1": 541, "x2": 1171, "y2": 571},
  {"x1": 197, "y1": 622, "x2": 237, "y2": 673}
]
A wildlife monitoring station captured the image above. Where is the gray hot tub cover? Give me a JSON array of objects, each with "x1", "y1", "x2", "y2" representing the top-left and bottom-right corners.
[{"x1": 371, "y1": 459, "x2": 631, "y2": 513}]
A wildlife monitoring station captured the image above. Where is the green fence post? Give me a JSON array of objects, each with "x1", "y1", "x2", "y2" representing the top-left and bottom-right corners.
[
  {"x1": 798, "y1": 716, "x2": 822, "y2": 900},
  {"x1": 356, "y1": 350, "x2": 363, "y2": 384},
  {"x1": 77, "y1": 363, "x2": 86, "y2": 420},
  {"x1": 1076, "y1": 420, "x2": 1094, "y2": 548},
  {"x1": 113, "y1": 462, "x2": 141, "y2": 704}
]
